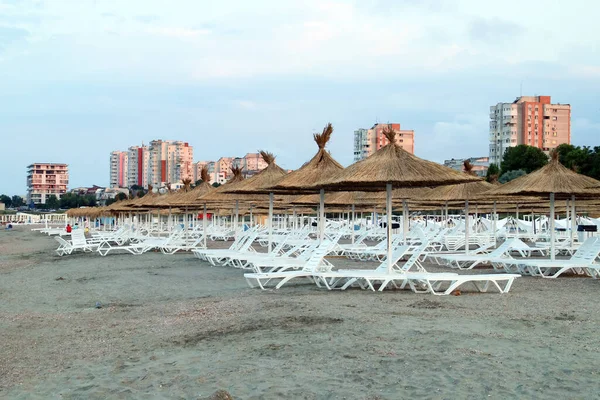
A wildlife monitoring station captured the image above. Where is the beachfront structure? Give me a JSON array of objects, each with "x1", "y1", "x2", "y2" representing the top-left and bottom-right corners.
[
  {"x1": 147, "y1": 140, "x2": 194, "y2": 188},
  {"x1": 109, "y1": 151, "x2": 128, "y2": 188},
  {"x1": 127, "y1": 144, "x2": 150, "y2": 188},
  {"x1": 443, "y1": 157, "x2": 490, "y2": 177},
  {"x1": 194, "y1": 153, "x2": 269, "y2": 184},
  {"x1": 489, "y1": 95, "x2": 571, "y2": 165},
  {"x1": 26, "y1": 163, "x2": 69, "y2": 205},
  {"x1": 353, "y1": 123, "x2": 415, "y2": 161}
]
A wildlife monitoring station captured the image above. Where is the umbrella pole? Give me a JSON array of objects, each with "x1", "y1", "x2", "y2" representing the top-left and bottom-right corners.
[
  {"x1": 571, "y1": 195, "x2": 576, "y2": 247},
  {"x1": 351, "y1": 204, "x2": 356, "y2": 244},
  {"x1": 493, "y1": 200, "x2": 497, "y2": 245},
  {"x1": 444, "y1": 201, "x2": 449, "y2": 228},
  {"x1": 268, "y1": 192, "x2": 274, "y2": 254},
  {"x1": 517, "y1": 203, "x2": 519, "y2": 239},
  {"x1": 319, "y1": 189, "x2": 325, "y2": 244},
  {"x1": 386, "y1": 184, "x2": 393, "y2": 274},
  {"x1": 203, "y1": 203, "x2": 207, "y2": 249},
  {"x1": 550, "y1": 193, "x2": 556, "y2": 261},
  {"x1": 235, "y1": 200, "x2": 239, "y2": 240},
  {"x1": 402, "y1": 199, "x2": 409, "y2": 245},
  {"x1": 250, "y1": 205, "x2": 253, "y2": 228},
  {"x1": 292, "y1": 206, "x2": 297, "y2": 231},
  {"x1": 465, "y1": 200, "x2": 470, "y2": 255}
]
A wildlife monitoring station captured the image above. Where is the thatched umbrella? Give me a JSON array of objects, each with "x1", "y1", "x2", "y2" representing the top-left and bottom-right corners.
[
  {"x1": 425, "y1": 161, "x2": 495, "y2": 252},
  {"x1": 222, "y1": 151, "x2": 289, "y2": 252},
  {"x1": 267, "y1": 123, "x2": 344, "y2": 240},
  {"x1": 482, "y1": 151, "x2": 600, "y2": 259},
  {"x1": 308, "y1": 127, "x2": 481, "y2": 273}
]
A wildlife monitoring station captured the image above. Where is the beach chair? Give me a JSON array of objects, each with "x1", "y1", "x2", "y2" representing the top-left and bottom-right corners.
[
  {"x1": 244, "y1": 240, "x2": 335, "y2": 290},
  {"x1": 510, "y1": 237, "x2": 600, "y2": 278},
  {"x1": 54, "y1": 230, "x2": 97, "y2": 256},
  {"x1": 405, "y1": 272, "x2": 520, "y2": 295},
  {"x1": 429, "y1": 238, "x2": 531, "y2": 270}
]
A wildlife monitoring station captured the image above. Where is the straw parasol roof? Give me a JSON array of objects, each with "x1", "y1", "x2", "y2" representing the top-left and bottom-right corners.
[
  {"x1": 196, "y1": 165, "x2": 247, "y2": 204},
  {"x1": 482, "y1": 151, "x2": 600, "y2": 200},
  {"x1": 223, "y1": 151, "x2": 289, "y2": 195},
  {"x1": 267, "y1": 123, "x2": 344, "y2": 194},
  {"x1": 167, "y1": 168, "x2": 215, "y2": 207},
  {"x1": 218, "y1": 152, "x2": 299, "y2": 208},
  {"x1": 426, "y1": 161, "x2": 495, "y2": 202},
  {"x1": 307, "y1": 128, "x2": 481, "y2": 191}
]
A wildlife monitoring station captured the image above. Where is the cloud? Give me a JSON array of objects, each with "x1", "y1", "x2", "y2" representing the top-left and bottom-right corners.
[
  {"x1": 134, "y1": 15, "x2": 160, "y2": 24},
  {"x1": 0, "y1": 25, "x2": 29, "y2": 49},
  {"x1": 468, "y1": 17, "x2": 525, "y2": 42},
  {"x1": 421, "y1": 114, "x2": 489, "y2": 162},
  {"x1": 149, "y1": 27, "x2": 211, "y2": 39},
  {"x1": 235, "y1": 100, "x2": 258, "y2": 110}
]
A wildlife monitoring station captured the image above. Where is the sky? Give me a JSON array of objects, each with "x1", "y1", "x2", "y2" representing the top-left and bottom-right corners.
[{"x1": 1, "y1": 0, "x2": 599, "y2": 195}]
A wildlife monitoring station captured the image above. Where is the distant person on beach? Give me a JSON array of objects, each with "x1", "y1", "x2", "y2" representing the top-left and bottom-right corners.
[{"x1": 65, "y1": 224, "x2": 72, "y2": 233}]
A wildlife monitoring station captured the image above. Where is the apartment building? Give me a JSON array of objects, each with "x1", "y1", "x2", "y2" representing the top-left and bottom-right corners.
[
  {"x1": 147, "y1": 140, "x2": 194, "y2": 187},
  {"x1": 109, "y1": 151, "x2": 128, "y2": 188},
  {"x1": 26, "y1": 163, "x2": 69, "y2": 205},
  {"x1": 127, "y1": 145, "x2": 150, "y2": 188},
  {"x1": 489, "y1": 95, "x2": 571, "y2": 165},
  {"x1": 353, "y1": 123, "x2": 415, "y2": 161}
]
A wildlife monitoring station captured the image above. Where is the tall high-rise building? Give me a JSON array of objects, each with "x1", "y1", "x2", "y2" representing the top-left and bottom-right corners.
[
  {"x1": 353, "y1": 123, "x2": 415, "y2": 161},
  {"x1": 26, "y1": 163, "x2": 69, "y2": 205},
  {"x1": 147, "y1": 140, "x2": 194, "y2": 187},
  {"x1": 127, "y1": 145, "x2": 150, "y2": 188},
  {"x1": 489, "y1": 95, "x2": 571, "y2": 165},
  {"x1": 109, "y1": 151, "x2": 129, "y2": 188}
]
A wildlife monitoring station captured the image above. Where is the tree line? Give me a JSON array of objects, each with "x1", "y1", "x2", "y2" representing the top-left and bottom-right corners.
[{"x1": 486, "y1": 144, "x2": 600, "y2": 183}]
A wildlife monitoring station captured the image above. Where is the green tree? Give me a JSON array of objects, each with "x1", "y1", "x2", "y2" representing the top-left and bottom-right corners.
[
  {"x1": 0, "y1": 194, "x2": 12, "y2": 208},
  {"x1": 115, "y1": 192, "x2": 128, "y2": 201},
  {"x1": 11, "y1": 195, "x2": 25, "y2": 208},
  {"x1": 501, "y1": 145, "x2": 548, "y2": 174},
  {"x1": 45, "y1": 195, "x2": 60, "y2": 209},
  {"x1": 212, "y1": 182, "x2": 221, "y2": 188},
  {"x1": 499, "y1": 169, "x2": 526, "y2": 184},
  {"x1": 486, "y1": 163, "x2": 500, "y2": 182}
]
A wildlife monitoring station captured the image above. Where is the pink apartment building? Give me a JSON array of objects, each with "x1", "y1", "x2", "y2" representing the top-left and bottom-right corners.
[
  {"x1": 353, "y1": 123, "x2": 415, "y2": 161},
  {"x1": 110, "y1": 151, "x2": 129, "y2": 188},
  {"x1": 489, "y1": 95, "x2": 571, "y2": 165},
  {"x1": 26, "y1": 163, "x2": 69, "y2": 205}
]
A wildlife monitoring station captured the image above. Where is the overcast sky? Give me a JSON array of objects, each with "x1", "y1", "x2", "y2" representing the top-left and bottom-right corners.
[{"x1": 1, "y1": 0, "x2": 599, "y2": 195}]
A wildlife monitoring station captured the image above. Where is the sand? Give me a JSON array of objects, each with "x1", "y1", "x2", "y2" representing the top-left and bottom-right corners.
[{"x1": 1, "y1": 226, "x2": 600, "y2": 399}]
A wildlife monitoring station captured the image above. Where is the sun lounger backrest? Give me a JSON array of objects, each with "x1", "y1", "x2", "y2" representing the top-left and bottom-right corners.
[
  {"x1": 400, "y1": 241, "x2": 429, "y2": 272},
  {"x1": 487, "y1": 239, "x2": 522, "y2": 258},
  {"x1": 55, "y1": 236, "x2": 70, "y2": 247},
  {"x1": 571, "y1": 237, "x2": 600, "y2": 262},
  {"x1": 302, "y1": 240, "x2": 334, "y2": 272},
  {"x1": 71, "y1": 230, "x2": 88, "y2": 247}
]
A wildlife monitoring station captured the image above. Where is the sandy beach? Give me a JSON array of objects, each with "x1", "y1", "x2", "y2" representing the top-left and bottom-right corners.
[{"x1": 1, "y1": 226, "x2": 600, "y2": 399}]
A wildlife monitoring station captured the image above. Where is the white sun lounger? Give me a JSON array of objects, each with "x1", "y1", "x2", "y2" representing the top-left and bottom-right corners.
[
  {"x1": 244, "y1": 240, "x2": 335, "y2": 290},
  {"x1": 405, "y1": 273, "x2": 520, "y2": 295},
  {"x1": 429, "y1": 238, "x2": 531, "y2": 270},
  {"x1": 508, "y1": 237, "x2": 600, "y2": 278},
  {"x1": 54, "y1": 230, "x2": 97, "y2": 256}
]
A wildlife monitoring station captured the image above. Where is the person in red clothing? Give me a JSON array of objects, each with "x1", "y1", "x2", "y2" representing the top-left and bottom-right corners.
[{"x1": 65, "y1": 224, "x2": 72, "y2": 233}]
